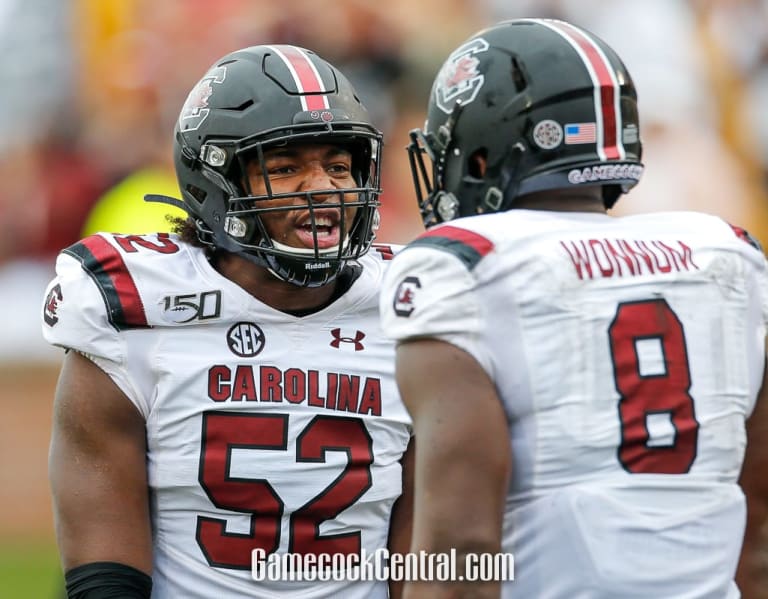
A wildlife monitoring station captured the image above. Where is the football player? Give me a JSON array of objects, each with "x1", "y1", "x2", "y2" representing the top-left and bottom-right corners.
[
  {"x1": 381, "y1": 18, "x2": 768, "y2": 598},
  {"x1": 44, "y1": 45, "x2": 412, "y2": 598}
]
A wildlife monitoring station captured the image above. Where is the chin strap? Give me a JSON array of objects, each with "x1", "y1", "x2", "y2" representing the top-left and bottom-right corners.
[{"x1": 144, "y1": 194, "x2": 190, "y2": 213}]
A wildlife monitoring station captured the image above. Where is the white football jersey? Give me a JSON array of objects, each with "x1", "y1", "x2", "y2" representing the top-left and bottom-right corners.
[
  {"x1": 43, "y1": 233, "x2": 411, "y2": 599},
  {"x1": 381, "y1": 210, "x2": 768, "y2": 598}
]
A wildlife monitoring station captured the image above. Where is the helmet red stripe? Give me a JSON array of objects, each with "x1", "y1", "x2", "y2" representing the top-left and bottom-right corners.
[
  {"x1": 268, "y1": 45, "x2": 330, "y2": 112},
  {"x1": 540, "y1": 20, "x2": 624, "y2": 161}
]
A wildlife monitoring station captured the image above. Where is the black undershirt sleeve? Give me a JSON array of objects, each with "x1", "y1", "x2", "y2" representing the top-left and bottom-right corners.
[{"x1": 64, "y1": 562, "x2": 152, "y2": 599}]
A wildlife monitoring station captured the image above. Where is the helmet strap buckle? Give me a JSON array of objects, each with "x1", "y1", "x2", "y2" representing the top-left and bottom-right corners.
[{"x1": 483, "y1": 187, "x2": 504, "y2": 212}]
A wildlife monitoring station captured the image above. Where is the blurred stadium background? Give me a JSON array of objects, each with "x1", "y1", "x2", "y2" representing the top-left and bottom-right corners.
[{"x1": 1, "y1": 0, "x2": 766, "y2": 596}]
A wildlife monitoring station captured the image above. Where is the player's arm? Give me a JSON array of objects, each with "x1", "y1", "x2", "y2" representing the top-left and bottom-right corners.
[
  {"x1": 736, "y1": 351, "x2": 768, "y2": 598},
  {"x1": 396, "y1": 339, "x2": 511, "y2": 599},
  {"x1": 387, "y1": 438, "x2": 414, "y2": 599},
  {"x1": 49, "y1": 350, "x2": 153, "y2": 597}
]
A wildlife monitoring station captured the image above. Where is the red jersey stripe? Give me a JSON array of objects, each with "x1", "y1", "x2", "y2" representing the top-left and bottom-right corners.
[
  {"x1": 421, "y1": 225, "x2": 495, "y2": 257},
  {"x1": 79, "y1": 235, "x2": 148, "y2": 328}
]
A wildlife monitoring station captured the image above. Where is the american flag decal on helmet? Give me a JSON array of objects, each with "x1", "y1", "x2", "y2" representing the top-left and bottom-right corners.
[
  {"x1": 266, "y1": 45, "x2": 331, "y2": 112},
  {"x1": 535, "y1": 19, "x2": 625, "y2": 161}
]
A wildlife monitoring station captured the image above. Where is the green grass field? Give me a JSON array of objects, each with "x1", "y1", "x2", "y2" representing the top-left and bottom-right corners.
[
  {"x1": 0, "y1": 364, "x2": 62, "y2": 598},
  {"x1": 0, "y1": 540, "x2": 62, "y2": 599}
]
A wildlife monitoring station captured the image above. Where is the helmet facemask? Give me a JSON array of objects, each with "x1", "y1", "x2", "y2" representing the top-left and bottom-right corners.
[
  {"x1": 183, "y1": 123, "x2": 382, "y2": 287},
  {"x1": 171, "y1": 44, "x2": 384, "y2": 287},
  {"x1": 408, "y1": 102, "x2": 511, "y2": 228},
  {"x1": 407, "y1": 127, "x2": 443, "y2": 229},
  {"x1": 407, "y1": 101, "x2": 467, "y2": 229}
]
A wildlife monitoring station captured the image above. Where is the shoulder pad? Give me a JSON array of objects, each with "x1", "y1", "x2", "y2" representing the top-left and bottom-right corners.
[
  {"x1": 408, "y1": 225, "x2": 494, "y2": 270},
  {"x1": 728, "y1": 224, "x2": 763, "y2": 253},
  {"x1": 62, "y1": 233, "x2": 183, "y2": 331}
]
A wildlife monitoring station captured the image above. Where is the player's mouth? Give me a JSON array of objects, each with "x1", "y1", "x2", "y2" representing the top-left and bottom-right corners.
[{"x1": 294, "y1": 214, "x2": 342, "y2": 249}]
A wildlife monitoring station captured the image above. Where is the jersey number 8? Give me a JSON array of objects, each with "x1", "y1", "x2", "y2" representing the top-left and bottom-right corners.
[{"x1": 608, "y1": 299, "x2": 699, "y2": 474}]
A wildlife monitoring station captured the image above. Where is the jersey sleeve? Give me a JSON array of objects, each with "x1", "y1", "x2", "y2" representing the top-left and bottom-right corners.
[
  {"x1": 750, "y1": 239, "x2": 768, "y2": 401},
  {"x1": 380, "y1": 228, "x2": 495, "y2": 377},
  {"x1": 41, "y1": 239, "x2": 148, "y2": 417},
  {"x1": 740, "y1": 228, "x2": 768, "y2": 329}
]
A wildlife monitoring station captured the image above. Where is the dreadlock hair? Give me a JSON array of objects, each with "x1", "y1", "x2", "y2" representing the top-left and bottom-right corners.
[{"x1": 170, "y1": 216, "x2": 204, "y2": 247}]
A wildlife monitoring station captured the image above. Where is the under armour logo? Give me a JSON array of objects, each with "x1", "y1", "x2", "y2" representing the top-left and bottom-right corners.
[{"x1": 330, "y1": 328, "x2": 365, "y2": 351}]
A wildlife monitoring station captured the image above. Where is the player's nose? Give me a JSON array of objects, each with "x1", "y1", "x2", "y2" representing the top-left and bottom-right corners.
[
  {"x1": 300, "y1": 164, "x2": 334, "y2": 190},
  {"x1": 299, "y1": 165, "x2": 340, "y2": 203}
]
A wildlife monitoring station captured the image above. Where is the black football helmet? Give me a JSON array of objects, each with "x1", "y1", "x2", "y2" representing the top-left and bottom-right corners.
[
  {"x1": 408, "y1": 19, "x2": 643, "y2": 227},
  {"x1": 162, "y1": 45, "x2": 382, "y2": 287}
]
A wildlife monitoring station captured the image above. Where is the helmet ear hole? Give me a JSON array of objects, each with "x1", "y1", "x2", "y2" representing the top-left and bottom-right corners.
[
  {"x1": 468, "y1": 149, "x2": 488, "y2": 179},
  {"x1": 186, "y1": 184, "x2": 207, "y2": 204}
]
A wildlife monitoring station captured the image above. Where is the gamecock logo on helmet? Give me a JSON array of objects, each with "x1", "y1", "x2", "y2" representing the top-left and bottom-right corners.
[
  {"x1": 435, "y1": 38, "x2": 489, "y2": 114},
  {"x1": 179, "y1": 66, "x2": 227, "y2": 132}
]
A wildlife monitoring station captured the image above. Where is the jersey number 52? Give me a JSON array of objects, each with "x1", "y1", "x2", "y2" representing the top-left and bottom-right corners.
[{"x1": 196, "y1": 412, "x2": 373, "y2": 570}]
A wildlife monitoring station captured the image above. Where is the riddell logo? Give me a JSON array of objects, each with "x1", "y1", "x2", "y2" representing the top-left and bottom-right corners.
[
  {"x1": 305, "y1": 261, "x2": 331, "y2": 270},
  {"x1": 330, "y1": 328, "x2": 365, "y2": 351}
]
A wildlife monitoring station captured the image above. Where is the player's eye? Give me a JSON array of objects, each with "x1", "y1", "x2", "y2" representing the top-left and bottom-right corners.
[
  {"x1": 327, "y1": 162, "x2": 352, "y2": 175},
  {"x1": 266, "y1": 163, "x2": 297, "y2": 176}
]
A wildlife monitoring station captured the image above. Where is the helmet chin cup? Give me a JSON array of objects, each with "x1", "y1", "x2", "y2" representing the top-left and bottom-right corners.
[
  {"x1": 269, "y1": 236, "x2": 349, "y2": 257},
  {"x1": 263, "y1": 250, "x2": 343, "y2": 288},
  {"x1": 258, "y1": 236, "x2": 350, "y2": 288}
]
